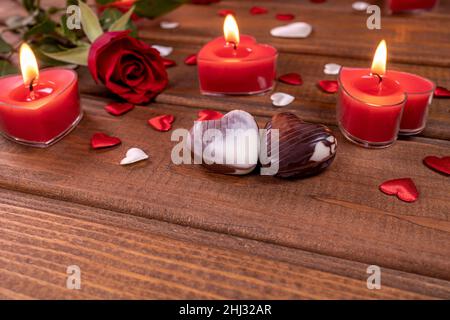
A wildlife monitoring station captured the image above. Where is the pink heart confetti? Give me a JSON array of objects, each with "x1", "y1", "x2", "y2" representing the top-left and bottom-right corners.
[
  {"x1": 317, "y1": 80, "x2": 338, "y2": 93},
  {"x1": 279, "y1": 73, "x2": 303, "y2": 85},
  {"x1": 148, "y1": 114, "x2": 175, "y2": 132},
  {"x1": 105, "y1": 102, "x2": 135, "y2": 116}
]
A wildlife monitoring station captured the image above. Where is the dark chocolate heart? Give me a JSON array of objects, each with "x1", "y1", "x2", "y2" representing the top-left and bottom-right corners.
[{"x1": 263, "y1": 112, "x2": 337, "y2": 178}]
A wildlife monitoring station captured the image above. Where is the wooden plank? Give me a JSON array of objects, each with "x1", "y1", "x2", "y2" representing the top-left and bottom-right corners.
[
  {"x1": 0, "y1": 188, "x2": 449, "y2": 299},
  {"x1": 138, "y1": 0, "x2": 450, "y2": 67},
  {"x1": 0, "y1": 96, "x2": 448, "y2": 282}
]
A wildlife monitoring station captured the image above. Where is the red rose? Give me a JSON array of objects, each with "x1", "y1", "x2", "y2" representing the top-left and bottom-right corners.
[{"x1": 88, "y1": 31, "x2": 168, "y2": 104}]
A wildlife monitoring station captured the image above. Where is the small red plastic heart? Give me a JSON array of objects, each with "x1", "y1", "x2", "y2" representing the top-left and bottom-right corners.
[
  {"x1": 184, "y1": 54, "x2": 197, "y2": 66},
  {"x1": 379, "y1": 178, "x2": 419, "y2": 203},
  {"x1": 317, "y1": 80, "x2": 338, "y2": 93},
  {"x1": 197, "y1": 109, "x2": 224, "y2": 121},
  {"x1": 434, "y1": 86, "x2": 450, "y2": 98},
  {"x1": 310, "y1": 0, "x2": 326, "y2": 3},
  {"x1": 279, "y1": 73, "x2": 303, "y2": 85},
  {"x1": 162, "y1": 58, "x2": 177, "y2": 68},
  {"x1": 423, "y1": 156, "x2": 450, "y2": 175},
  {"x1": 148, "y1": 114, "x2": 175, "y2": 132},
  {"x1": 276, "y1": 13, "x2": 295, "y2": 21},
  {"x1": 250, "y1": 6, "x2": 268, "y2": 15},
  {"x1": 218, "y1": 9, "x2": 235, "y2": 17},
  {"x1": 105, "y1": 102, "x2": 135, "y2": 116},
  {"x1": 91, "y1": 133, "x2": 121, "y2": 149}
]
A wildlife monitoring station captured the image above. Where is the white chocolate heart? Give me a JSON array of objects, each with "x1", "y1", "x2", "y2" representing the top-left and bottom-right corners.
[
  {"x1": 270, "y1": 22, "x2": 312, "y2": 39},
  {"x1": 160, "y1": 21, "x2": 179, "y2": 29},
  {"x1": 120, "y1": 148, "x2": 149, "y2": 165},
  {"x1": 352, "y1": 1, "x2": 370, "y2": 11},
  {"x1": 323, "y1": 63, "x2": 341, "y2": 75},
  {"x1": 151, "y1": 45, "x2": 173, "y2": 57},
  {"x1": 271, "y1": 92, "x2": 295, "y2": 107}
]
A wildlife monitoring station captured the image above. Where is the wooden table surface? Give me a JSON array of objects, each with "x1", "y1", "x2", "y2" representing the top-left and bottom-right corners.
[{"x1": 0, "y1": 0, "x2": 449, "y2": 299}]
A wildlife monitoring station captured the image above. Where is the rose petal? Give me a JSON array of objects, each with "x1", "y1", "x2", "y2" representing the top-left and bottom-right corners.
[
  {"x1": 270, "y1": 92, "x2": 295, "y2": 107},
  {"x1": 105, "y1": 102, "x2": 135, "y2": 116},
  {"x1": 218, "y1": 9, "x2": 235, "y2": 17},
  {"x1": 91, "y1": 132, "x2": 122, "y2": 149},
  {"x1": 276, "y1": 13, "x2": 295, "y2": 21},
  {"x1": 184, "y1": 54, "x2": 197, "y2": 65},
  {"x1": 352, "y1": 1, "x2": 370, "y2": 11},
  {"x1": 120, "y1": 147, "x2": 149, "y2": 165},
  {"x1": 162, "y1": 58, "x2": 177, "y2": 68},
  {"x1": 151, "y1": 45, "x2": 173, "y2": 57},
  {"x1": 317, "y1": 80, "x2": 338, "y2": 93},
  {"x1": 270, "y1": 22, "x2": 312, "y2": 38},
  {"x1": 160, "y1": 21, "x2": 179, "y2": 29},
  {"x1": 434, "y1": 86, "x2": 450, "y2": 98},
  {"x1": 279, "y1": 73, "x2": 303, "y2": 85},
  {"x1": 197, "y1": 109, "x2": 224, "y2": 121},
  {"x1": 250, "y1": 6, "x2": 268, "y2": 15},
  {"x1": 323, "y1": 63, "x2": 341, "y2": 75},
  {"x1": 148, "y1": 114, "x2": 175, "y2": 131}
]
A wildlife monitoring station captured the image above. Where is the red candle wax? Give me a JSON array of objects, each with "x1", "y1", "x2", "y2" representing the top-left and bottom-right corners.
[
  {"x1": 337, "y1": 67, "x2": 406, "y2": 148},
  {"x1": 197, "y1": 35, "x2": 277, "y2": 95},
  {"x1": 386, "y1": 70, "x2": 435, "y2": 135},
  {"x1": 0, "y1": 69, "x2": 82, "y2": 147},
  {"x1": 388, "y1": 0, "x2": 438, "y2": 13}
]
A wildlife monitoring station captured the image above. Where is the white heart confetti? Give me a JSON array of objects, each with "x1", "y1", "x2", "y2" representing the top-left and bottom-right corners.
[
  {"x1": 271, "y1": 92, "x2": 295, "y2": 107},
  {"x1": 270, "y1": 22, "x2": 312, "y2": 39},
  {"x1": 152, "y1": 45, "x2": 173, "y2": 57},
  {"x1": 120, "y1": 148, "x2": 149, "y2": 165},
  {"x1": 160, "y1": 21, "x2": 179, "y2": 29},
  {"x1": 323, "y1": 63, "x2": 341, "y2": 75},
  {"x1": 352, "y1": 1, "x2": 370, "y2": 11}
]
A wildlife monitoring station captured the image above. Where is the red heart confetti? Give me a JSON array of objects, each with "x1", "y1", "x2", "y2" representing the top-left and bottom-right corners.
[
  {"x1": 148, "y1": 114, "x2": 175, "y2": 132},
  {"x1": 310, "y1": 0, "x2": 326, "y2": 3},
  {"x1": 250, "y1": 6, "x2": 268, "y2": 15},
  {"x1": 434, "y1": 86, "x2": 450, "y2": 98},
  {"x1": 379, "y1": 178, "x2": 419, "y2": 203},
  {"x1": 105, "y1": 102, "x2": 135, "y2": 116},
  {"x1": 317, "y1": 80, "x2": 338, "y2": 93},
  {"x1": 423, "y1": 156, "x2": 450, "y2": 175},
  {"x1": 218, "y1": 9, "x2": 235, "y2": 17},
  {"x1": 279, "y1": 73, "x2": 303, "y2": 85},
  {"x1": 91, "y1": 132, "x2": 121, "y2": 149},
  {"x1": 184, "y1": 54, "x2": 197, "y2": 66},
  {"x1": 162, "y1": 58, "x2": 177, "y2": 68},
  {"x1": 276, "y1": 13, "x2": 295, "y2": 21},
  {"x1": 197, "y1": 109, "x2": 224, "y2": 121}
]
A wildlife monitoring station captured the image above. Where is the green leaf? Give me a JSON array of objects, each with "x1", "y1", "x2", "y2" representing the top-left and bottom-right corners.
[
  {"x1": 109, "y1": 6, "x2": 135, "y2": 31},
  {"x1": 0, "y1": 36, "x2": 11, "y2": 54},
  {"x1": 24, "y1": 18, "x2": 57, "y2": 39},
  {"x1": 134, "y1": 0, "x2": 186, "y2": 19},
  {"x1": 0, "y1": 60, "x2": 18, "y2": 76},
  {"x1": 78, "y1": 0, "x2": 103, "y2": 43},
  {"x1": 95, "y1": 0, "x2": 117, "y2": 4},
  {"x1": 100, "y1": 8, "x2": 122, "y2": 30},
  {"x1": 60, "y1": 15, "x2": 78, "y2": 43},
  {"x1": 41, "y1": 45, "x2": 90, "y2": 66},
  {"x1": 22, "y1": 0, "x2": 37, "y2": 13}
]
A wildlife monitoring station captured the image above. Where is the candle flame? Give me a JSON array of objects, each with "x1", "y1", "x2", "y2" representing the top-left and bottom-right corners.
[
  {"x1": 371, "y1": 40, "x2": 387, "y2": 76},
  {"x1": 19, "y1": 43, "x2": 39, "y2": 88},
  {"x1": 223, "y1": 14, "x2": 240, "y2": 47}
]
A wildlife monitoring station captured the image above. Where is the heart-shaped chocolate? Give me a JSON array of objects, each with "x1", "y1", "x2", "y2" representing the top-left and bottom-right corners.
[
  {"x1": 379, "y1": 178, "x2": 419, "y2": 203},
  {"x1": 423, "y1": 156, "x2": 450, "y2": 175},
  {"x1": 188, "y1": 110, "x2": 259, "y2": 175},
  {"x1": 262, "y1": 113, "x2": 337, "y2": 178}
]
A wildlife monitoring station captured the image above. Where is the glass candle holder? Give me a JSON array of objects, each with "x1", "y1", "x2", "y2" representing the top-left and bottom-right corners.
[
  {"x1": 387, "y1": 0, "x2": 439, "y2": 14},
  {"x1": 197, "y1": 35, "x2": 278, "y2": 96},
  {"x1": 337, "y1": 68, "x2": 406, "y2": 148},
  {"x1": 386, "y1": 71, "x2": 435, "y2": 135},
  {"x1": 0, "y1": 68, "x2": 82, "y2": 148}
]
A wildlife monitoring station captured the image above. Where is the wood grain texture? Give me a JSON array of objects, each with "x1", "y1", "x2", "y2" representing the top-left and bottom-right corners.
[
  {"x1": 0, "y1": 97, "x2": 448, "y2": 282},
  {"x1": 1, "y1": 188, "x2": 449, "y2": 299}
]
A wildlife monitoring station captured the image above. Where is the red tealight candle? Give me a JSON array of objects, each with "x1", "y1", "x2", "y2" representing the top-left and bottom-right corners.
[
  {"x1": 337, "y1": 40, "x2": 406, "y2": 148},
  {"x1": 386, "y1": 70, "x2": 435, "y2": 135},
  {"x1": 388, "y1": 0, "x2": 438, "y2": 13},
  {"x1": 197, "y1": 15, "x2": 277, "y2": 95},
  {"x1": 0, "y1": 43, "x2": 82, "y2": 147}
]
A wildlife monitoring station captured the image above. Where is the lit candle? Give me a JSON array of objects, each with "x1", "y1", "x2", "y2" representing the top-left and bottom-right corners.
[
  {"x1": 337, "y1": 40, "x2": 406, "y2": 148},
  {"x1": 388, "y1": 0, "x2": 438, "y2": 13},
  {"x1": 197, "y1": 14, "x2": 278, "y2": 96},
  {"x1": 0, "y1": 43, "x2": 82, "y2": 147}
]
